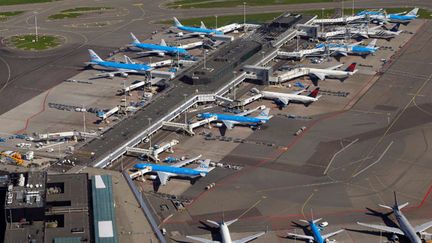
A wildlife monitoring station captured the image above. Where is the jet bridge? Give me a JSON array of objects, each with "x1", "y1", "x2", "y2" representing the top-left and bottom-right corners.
[
  {"x1": 126, "y1": 139, "x2": 179, "y2": 162},
  {"x1": 274, "y1": 68, "x2": 310, "y2": 83},
  {"x1": 129, "y1": 166, "x2": 152, "y2": 180},
  {"x1": 163, "y1": 116, "x2": 217, "y2": 136}
]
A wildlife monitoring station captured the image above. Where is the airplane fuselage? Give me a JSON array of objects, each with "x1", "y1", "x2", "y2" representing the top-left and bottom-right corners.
[
  {"x1": 309, "y1": 222, "x2": 325, "y2": 243},
  {"x1": 200, "y1": 113, "x2": 267, "y2": 125},
  {"x1": 92, "y1": 60, "x2": 152, "y2": 72},
  {"x1": 134, "y1": 163, "x2": 205, "y2": 177},
  {"x1": 306, "y1": 67, "x2": 352, "y2": 79},
  {"x1": 177, "y1": 25, "x2": 223, "y2": 35},
  {"x1": 261, "y1": 90, "x2": 317, "y2": 104},
  {"x1": 394, "y1": 209, "x2": 422, "y2": 243},
  {"x1": 134, "y1": 43, "x2": 188, "y2": 55},
  {"x1": 220, "y1": 223, "x2": 233, "y2": 243}
]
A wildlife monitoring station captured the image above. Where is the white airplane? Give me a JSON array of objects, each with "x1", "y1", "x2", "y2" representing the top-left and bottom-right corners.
[
  {"x1": 357, "y1": 192, "x2": 432, "y2": 243},
  {"x1": 173, "y1": 17, "x2": 242, "y2": 38},
  {"x1": 251, "y1": 87, "x2": 321, "y2": 108},
  {"x1": 333, "y1": 24, "x2": 402, "y2": 40},
  {"x1": 186, "y1": 218, "x2": 266, "y2": 243}
]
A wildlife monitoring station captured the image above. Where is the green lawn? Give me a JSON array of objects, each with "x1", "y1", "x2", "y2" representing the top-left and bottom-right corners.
[
  {"x1": 48, "y1": 6, "x2": 113, "y2": 19},
  {"x1": 161, "y1": 12, "x2": 284, "y2": 27},
  {"x1": 0, "y1": 0, "x2": 56, "y2": 5},
  {"x1": 0, "y1": 11, "x2": 24, "y2": 21},
  {"x1": 9, "y1": 35, "x2": 62, "y2": 50},
  {"x1": 164, "y1": 7, "x2": 431, "y2": 27},
  {"x1": 167, "y1": 0, "x2": 335, "y2": 9}
]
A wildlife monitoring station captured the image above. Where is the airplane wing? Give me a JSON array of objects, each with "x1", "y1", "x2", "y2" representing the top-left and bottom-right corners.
[
  {"x1": 136, "y1": 51, "x2": 165, "y2": 57},
  {"x1": 222, "y1": 120, "x2": 235, "y2": 130},
  {"x1": 94, "y1": 70, "x2": 136, "y2": 78},
  {"x1": 233, "y1": 231, "x2": 266, "y2": 243},
  {"x1": 157, "y1": 171, "x2": 172, "y2": 185},
  {"x1": 326, "y1": 64, "x2": 344, "y2": 70},
  {"x1": 172, "y1": 155, "x2": 202, "y2": 168},
  {"x1": 414, "y1": 221, "x2": 432, "y2": 233},
  {"x1": 310, "y1": 71, "x2": 326, "y2": 81},
  {"x1": 287, "y1": 233, "x2": 314, "y2": 240},
  {"x1": 322, "y1": 229, "x2": 345, "y2": 239},
  {"x1": 357, "y1": 222, "x2": 404, "y2": 235},
  {"x1": 186, "y1": 235, "x2": 219, "y2": 243}
]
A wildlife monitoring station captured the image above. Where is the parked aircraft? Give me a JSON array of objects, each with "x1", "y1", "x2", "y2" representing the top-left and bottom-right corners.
[
  {"x1": 129, "y1": 32, "x2": 189, "y2": 56},
  {"x1": 287, "y1": 218, "x2": 344, "y2": 243},
  {"x1": 197, "y1": 107, "x2": 273, "y2": 129},
  {"x1": 134, "y1": 155, "x2": 213, "y2": 185},
  {"x1": 357, "y1": 8, "x2": 419, "y2": 25},
  {"x1": 316, "y1": 39, "x2": 378, "y2": 56},
  {"x1": 173, "y1": 17, "x2": 224, "y2": 38},
  {"x1": 251, "y1": 87, "x2": 321, "y2": 108},
  {"x1": 357, "y1": 192, "x2": 432, "y2": 243},
  {"x1": 186, "y1": 218, "x2": 266, "y2": 243},
  {"x1": 331, "y1": 24, "x2": 401, "y2": 40},
  {"x1": 306, "y1": 62, "x2": 358, "y2": 81},
  {"x1": 85, "y1": 49, "x2": 153, "y2": 78}
]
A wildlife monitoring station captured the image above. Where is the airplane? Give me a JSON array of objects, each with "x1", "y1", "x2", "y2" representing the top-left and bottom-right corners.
[
  {"x1": 251, "y1": 87, "x2": 321, "y2": 108},
  {"x1": 85, "y1": 49, "x2": 153, "y2": 78},
  {"x1": 197, "y1": 107, "x2": 273, "y2": 130},
  {"x1": 129, "y1": 32, "x2": 189, "y2": 57},
  {"x1": 331, "y1": 24, "x2": 401, "y2": 40},
  {"x1": 357, "y1": 192, "x2": 432, "y2": 243},
  {"x1": 287, "y1": 218, "x2": 344, "y2": 243},
  {"x1": 173, "y1": 17, "x2": 224, "y2": 38},
  {"x1": 316, "y1": 39, "x2": 378, "y2": 57},
  {"x1": 133, "y1": 155, "x2": 214, "y2": 185},
  {"x1": 186, "y1": 218, "x2": 266, "y2": 243},
  {"x1": 357, "y1": 8, "x2": 419, "y2": 25},
  {"x1": 305, "y1": 62, "x2": 358, "y2": 82}
]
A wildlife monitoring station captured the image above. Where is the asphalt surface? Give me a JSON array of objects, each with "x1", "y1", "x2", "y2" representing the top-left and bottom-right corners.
[{"x1": 160, "y1": 20, "x2": 432, "y2": 242}]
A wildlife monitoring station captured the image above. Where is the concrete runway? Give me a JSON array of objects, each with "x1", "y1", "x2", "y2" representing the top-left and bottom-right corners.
[{"x1": 162, "y1": 21, "x2": 432, "y2": 242}]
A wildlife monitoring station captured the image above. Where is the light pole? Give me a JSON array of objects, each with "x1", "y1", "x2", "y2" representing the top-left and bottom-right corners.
[
  {"x1": 243, "y1": 2, "x2": 246, "y2": 25},
  {"x1": 147, "y1": 118, "x2": 152, "y2": 147},
  {"x1": 34, "y1": 11, "x2": 38, "y2": 42},
  {"x1": 82, "y1": 104, "x2": 86, "y2": 134},
  {"x1": 321, "y1": 8, "x2": 324, "y2": 32},
  {"x1": 215, "y1": 15, "x2": 218, "y2": 29}
]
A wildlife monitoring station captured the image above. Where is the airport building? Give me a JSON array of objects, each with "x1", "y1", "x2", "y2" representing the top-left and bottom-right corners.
[{"x1": 0, "y1": 172, "x2": 118, "y2": 243}]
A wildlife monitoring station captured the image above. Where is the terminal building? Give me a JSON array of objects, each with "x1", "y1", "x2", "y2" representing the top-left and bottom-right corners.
[{"x1": 0, "y1": 172, "x2": 118, "y2": 243}]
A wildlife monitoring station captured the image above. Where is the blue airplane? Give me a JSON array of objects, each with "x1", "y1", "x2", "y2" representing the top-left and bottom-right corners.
[
  {"x1": 357, "y1": 8, "x2": 419, "y2": 25},
  {"x1": 316, "y1": 39, "x2": 378, "y2": 57},
  {"x1": 287, "y1": 218, "x2": 344, "y2": 243},
  {"x1": 86, "y1": 49, "x2": 153, "y2": 78},
  {"x1": 129, "y1": 32, "x2": 189, "y2": 57},
  {"x1": 198, "y1": 107, "x2": 273, "y2": 129},
  {"x1": 173, "y1": 17, "x2": 224, "y2": 38},
  {"x1": 134, "y1": 155, "x2": 214, "y2": 185}
]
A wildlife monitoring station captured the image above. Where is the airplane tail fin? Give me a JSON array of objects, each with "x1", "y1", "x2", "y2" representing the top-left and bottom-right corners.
[
  {"x1": 206, "y1": 219, "x2": 220, "y2": 228},
  {"x1": 256, "y1": 108, "x2": 273, "y2": 121},
  {"x1": 390, "y1": 23, "x2": 401, "y2": 32},
  {"x1": 225, "y1": 218, "x2": 238, "y2": 227},
  {"x1": 393, "y1": 191, "x2": 409, "y2": 210},
  {"x1": 124, "y1": 55, "x2": 135, "y2": 64},
  {"x1": 367, "y1": 39, "x2": 377, "y2": 48},
  {"x1": 173, "y1": 17, "x2": 183, "y2": 27},
  {"x1": 406, "y1": 8, "x2": 419, "y2": 16},
  {"x1": 200, "y1": 21, "x2": 207, "y2": 29},
  {"x1": 312, "y1": 218, "x2": 322, "y2": 224},
  {"x1": 88, "y1": 49, "x2": 103, "y2": 62},
  {"x1": 160, "y1": 39, "x2": 167, "y2": 46},
  {"x1": 345, "y1": 62, "x2": 357, "y2": 73},
  {"x1": 308, "y1": 87, "x2": 320, "y2": 98},
  {"x1": 130, "y1": 32, "x2": 140, "y2": 44}
]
